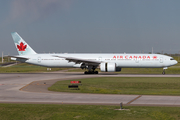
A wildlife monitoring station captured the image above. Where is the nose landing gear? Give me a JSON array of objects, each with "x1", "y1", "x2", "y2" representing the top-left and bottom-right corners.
[
  {"x1": 162, "y1": 70, "x2": 165, "y2": 75},
  {"x1": 162, "y1": 67, "x2": 168, "y2": 75}
]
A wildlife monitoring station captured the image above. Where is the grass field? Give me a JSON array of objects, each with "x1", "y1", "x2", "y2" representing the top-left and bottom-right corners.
[
  {"x1": 49, "y1": 77, "x2": 180, "y2": 95},
  {"x1": 2, "y1": 62, "x2": 180, "y2": 74},
  {"x1": 0, "y1": 63, "x2": 66, "y2": 73},
  {"x1": 0, "y1": 104, "x2": 180, "y2": 120},
  {"x1": 1, "y1": 64, "x2": 179, "y2": 74}
]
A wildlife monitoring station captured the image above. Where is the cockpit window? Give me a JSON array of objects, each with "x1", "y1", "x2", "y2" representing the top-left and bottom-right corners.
[{"x1": 170, "y1": 58, "x2": 175, "y2": 60}]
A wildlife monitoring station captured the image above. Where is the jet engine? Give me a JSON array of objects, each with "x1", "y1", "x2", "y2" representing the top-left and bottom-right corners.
[{"x1": 100, "y1": 63, "x2": 121, "y2": 72}]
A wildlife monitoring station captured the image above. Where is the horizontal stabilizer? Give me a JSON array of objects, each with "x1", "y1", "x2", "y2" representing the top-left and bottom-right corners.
[{"x1": 8, "y1": 56, "x2": 29, "y2": 60}]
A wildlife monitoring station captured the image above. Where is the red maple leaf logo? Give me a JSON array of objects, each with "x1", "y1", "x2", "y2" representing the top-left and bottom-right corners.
[
  {"x1": 17, "y1": 42, "x2": 27, "y2": 51},
  {"x1": 153, "y1": 56, "x2": 157, "y2": 59}
]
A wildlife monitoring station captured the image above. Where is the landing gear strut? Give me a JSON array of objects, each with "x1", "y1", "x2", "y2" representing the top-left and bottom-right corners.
[
  {"x1": 162, "y1": 70, "x2": 165, "y2": 75},
  {"x1": 162, "y1": 67, "x2": 167, "y2": 75}
]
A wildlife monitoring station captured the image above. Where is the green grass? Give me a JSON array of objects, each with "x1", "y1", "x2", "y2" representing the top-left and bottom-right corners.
[
  {"x1": 0, "y1": 63, "x2": 66, "y2": 73},
  {"x1": 49, "y1": 77, "x2": 180, "y2": 95},
  {"x1": 0, "y1": 104, "x2": 180, "y2": 120}
]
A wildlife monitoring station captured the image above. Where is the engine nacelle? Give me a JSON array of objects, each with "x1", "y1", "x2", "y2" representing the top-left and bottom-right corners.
[{"x1": 100, "y1": 63, "x2": 121, "y2": 72}]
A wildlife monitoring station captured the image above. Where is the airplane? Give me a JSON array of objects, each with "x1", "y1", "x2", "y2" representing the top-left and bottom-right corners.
[{"x1": 10, "y1": 32, "x2": 177, "y2": 74}]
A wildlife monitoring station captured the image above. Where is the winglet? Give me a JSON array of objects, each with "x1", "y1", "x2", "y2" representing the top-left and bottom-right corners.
[{"x1": 11, "y1": 32, "x2": 37, "y2": 55}]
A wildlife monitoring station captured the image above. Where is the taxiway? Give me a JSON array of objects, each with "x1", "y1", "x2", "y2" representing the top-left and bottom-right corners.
[{"x1": 0, "y1": 72, "x2": 180, "y2": 106}]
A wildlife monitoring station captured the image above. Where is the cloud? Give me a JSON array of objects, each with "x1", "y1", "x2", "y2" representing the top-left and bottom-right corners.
[{"x1": 9, "y1": 0, "x2": 73, "y2": 22}]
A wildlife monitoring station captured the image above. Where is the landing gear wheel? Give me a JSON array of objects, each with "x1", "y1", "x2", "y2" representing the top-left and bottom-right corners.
[
  {"x1": 84, "y1": 71, "x2": 98, "y2": 74},
  {"x1": 95, "y1": 71, "x2": 98, "y2": 74}
]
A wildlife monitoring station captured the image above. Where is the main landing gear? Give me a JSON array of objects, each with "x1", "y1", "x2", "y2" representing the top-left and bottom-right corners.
[
  {"x1": 84, "y1": 71, "x2": 98, "y2": 74},
  {"x1": 82, "y1": 65, "x2": 99, "y2": 74}
]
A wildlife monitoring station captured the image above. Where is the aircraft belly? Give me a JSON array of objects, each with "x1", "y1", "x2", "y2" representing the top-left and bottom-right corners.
[
  {"x1": 137, "y1": 60, "x2": 164, "y2": 68},
  {"x1": 28, "y1": 60, "x2": 76, "y2": 68},
  {"x1": 116, "y1": 60, "x2": 164, "y2": 68},
  {"x1": 49, "y1": 60, "x2": 75, "y2": 67},
  {"x1": 116, "y1": 60, "x2": 139, "y2": 67}
]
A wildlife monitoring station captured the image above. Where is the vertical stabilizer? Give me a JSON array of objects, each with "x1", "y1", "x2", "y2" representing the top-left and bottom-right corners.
[{"x1": 11, "y1": 32, "x2": 37, "y2": 55}]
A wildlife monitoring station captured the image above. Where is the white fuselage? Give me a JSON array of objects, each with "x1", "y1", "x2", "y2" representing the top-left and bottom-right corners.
[
  {"x1": 14, "y1": 53, "x2": 177, "y2": 68},
  {"x1": 10, "y1": 32, "x2": 178, "y2": 74}
]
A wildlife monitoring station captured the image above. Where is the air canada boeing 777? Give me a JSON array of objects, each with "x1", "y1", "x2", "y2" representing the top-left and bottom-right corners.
[{"x1": 10, "y1": 32, "x2": 177, "y2": 74}]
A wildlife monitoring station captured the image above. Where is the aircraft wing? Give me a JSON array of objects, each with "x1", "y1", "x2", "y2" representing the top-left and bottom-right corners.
[{"x1": 52, "y1": 55, "x2": 101, "y2": 65}]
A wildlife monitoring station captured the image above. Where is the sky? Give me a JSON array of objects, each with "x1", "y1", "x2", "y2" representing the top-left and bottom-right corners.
[{"x1": 1, "y1": 0, "x2": 180, "y2": 55}]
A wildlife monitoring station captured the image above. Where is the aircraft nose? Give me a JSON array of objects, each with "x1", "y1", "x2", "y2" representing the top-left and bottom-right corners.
[
  {"x1": 175, "y1": 60, "x2": 178, "y2": 64},
  {"x1": 173, "y1": 60, "x2": 178, "y2": 65}
]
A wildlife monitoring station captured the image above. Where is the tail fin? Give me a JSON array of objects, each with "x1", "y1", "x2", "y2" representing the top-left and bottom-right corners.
[{"x1": 11, "y1": 32, "x2": 37, "y2": 55}]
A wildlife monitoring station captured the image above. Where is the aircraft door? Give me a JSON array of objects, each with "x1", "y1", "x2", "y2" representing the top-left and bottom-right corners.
[
  {"x1": 160, "y1": 57, "x2": 163, "y2": 63},
  {"x1": 135, "y1": 58, "x2": 139, "y2": 63},
  {"x1": 38, "y1": 57, "x2": 41, "y2": 63},
  {"x1": 98, "y1": 57, "x2": 102, "y2": 62}
]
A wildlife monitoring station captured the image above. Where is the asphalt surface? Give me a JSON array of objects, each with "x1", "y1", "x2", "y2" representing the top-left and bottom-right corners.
[{"x1": 0, "y1": 72, "x2": 180, "y2": 106}]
